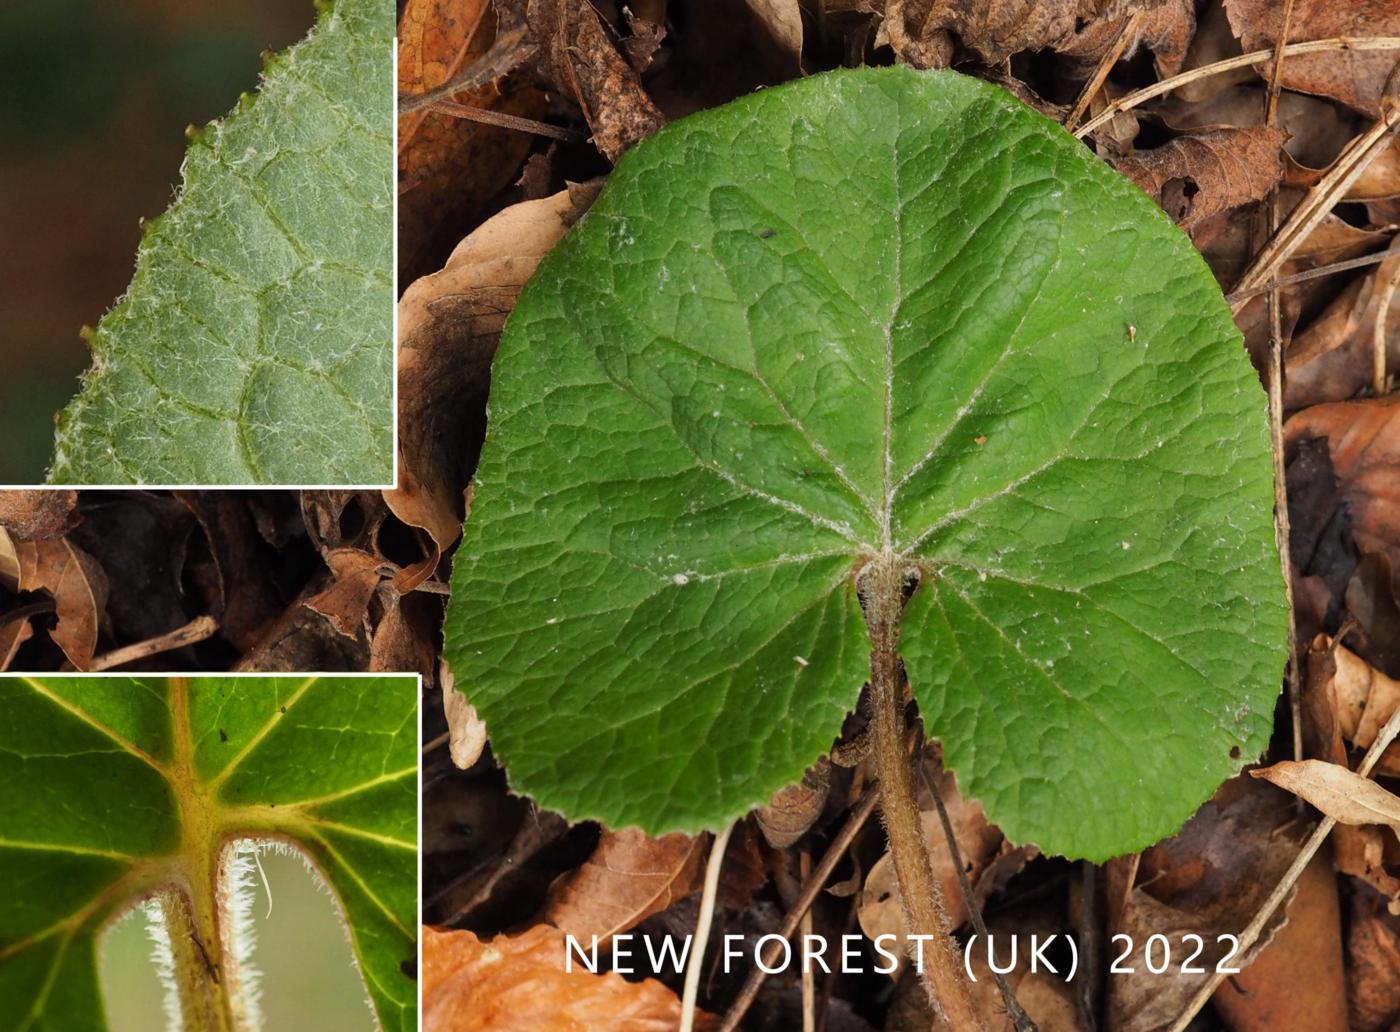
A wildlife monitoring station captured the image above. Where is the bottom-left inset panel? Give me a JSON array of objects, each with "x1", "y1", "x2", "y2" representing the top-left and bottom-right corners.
[{"x1": 0, "y1": 675, "x2": 419, "y2": 1032}]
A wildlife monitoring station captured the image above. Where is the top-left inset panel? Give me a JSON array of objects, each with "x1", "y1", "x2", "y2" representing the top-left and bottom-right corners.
[{"x1": 1, "y1": 0, "x2": 393, "y2": 486}]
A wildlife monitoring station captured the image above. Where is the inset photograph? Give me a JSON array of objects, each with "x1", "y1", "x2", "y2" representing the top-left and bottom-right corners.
[
  {"x1": 0, "y1": 0, "x2": 393, "y2": 487},
  {"x1": 0, "y1": 674, "x2": 418, "y2": 1030}
]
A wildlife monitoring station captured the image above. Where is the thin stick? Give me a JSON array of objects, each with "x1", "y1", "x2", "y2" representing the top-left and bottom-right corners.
[
  {"x1": 1233, "y1": 110, "x2": 1400, "y2": 304},
  {"x1": 866, "y1": 557, "x2": 981, "y2": 1028},
  {"x1": 1226, "y1": 243, "x2": 1400, "y2": 303},
  {"x1": 86, "y1": 615, "x2": 218, "y2": 672},
  {"x1": 1075, "y1": 37, "x2": 1400, "y2": 138},
  {"x1": 1168, "y1": 680, "x2": 1400, "y2": 1030},
  {"x1": 1373, "y1": 259, "x2": 1400, "y2": 395},
  {"x1": 718, "y1": 787, "x2": 881, "y2": 1032},
  {"x1": 680, "y1": 821, "x2": 734, "y2": 1032},
  {"x1": 423, "y1": 100, "x2": 583, "y2": 142},
  {"x1": 799, "y1": 849, "x2": 815, "y2": 1032},
  {"x1": 922, "y1": 759, "x2": 1036, "y2": 1031},
  {"x1": 1260, "y1": 0, "x2": 1304, "y2": 780},
  {"x1": 1065, "y1": 10, "x2": 1143, "y2": 132}
]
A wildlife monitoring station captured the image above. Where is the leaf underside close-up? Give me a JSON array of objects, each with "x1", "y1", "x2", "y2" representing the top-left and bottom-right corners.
[
  {"x1": 0, "y1": 676, "x2": 417, "y2": 1032},
  {"x1": 446, "y1": 66, "x2": 1289, "y2": 861},
  {"x1": 47, "y1": 0, "x2": 393, "y2": 486}
]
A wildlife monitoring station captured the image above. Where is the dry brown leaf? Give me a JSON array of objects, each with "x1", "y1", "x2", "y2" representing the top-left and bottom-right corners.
[
  {"x1": 0, "y1": 490, "x2": 78, "y2": 541},
  {"x1": 1286, "y1": 257, "x2": 1400, "y2": 410},
  {"x1": 0, "y1": 616, "x2": 31, "y2": 671},
  {"x1": 303, "y1": 548, "x2": 394, "y2": 639},
  {"x1": 1285, "y1": 397, "x2": 1400, "y2": 583},
  {"x1": 11, "y1": 537, "x2": 107, "y2": 670},
  {"x1": 1210, "y1": 850, "x2": 1347, "y2": 1032},
  {"x1": 1114, "y1": 126, "x2": 1286, "y2": 231},
  {"x1": 369, "y1": 592, "x2": 439, "y2": 676},
  {"x1": 1108, "y1": 774, "x2": 1303, "y2": 1031},
  {"x1": 1252, "y1": 759, "x2": 1400, "y2": 834},
  {"x1": 1224, "y1": 0, "x2": 1400, "y2": 117},
  {"x1": 443, "y1": 665, "x2": 487, "y2": 769},
  {"x1": 397, "y1": 0, "x2": 543, "y2": 283},
  {"x1": 1330, "y1": 639, "x2": 1400, "y2": 759},
  {"x1": 388, "y1": 181, "x2": 604, "y2": 552},
  {"x1": 423, "y1": 924, "x2": 712, "y2": 1031},
  {"x1": 1346, "y1": 892, "x2": 1400, "y2": 1031},
  {"x1": 879, "y1": 0, "x2": 1194, "y2": 73},
  {"x1": 546, "y1": 828, "x2": 707, "y2": 942},
  {"x1": 754, "y1": 758, "x2": 830, "y2": 848},
  {"x1": 515, "y1": 0, "x2": 666, "y2": 161},
  {"x1": 740, "y1": 0, "x2": 803, "y2": 68}
]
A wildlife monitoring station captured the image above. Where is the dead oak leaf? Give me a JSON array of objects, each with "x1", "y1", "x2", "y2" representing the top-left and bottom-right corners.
[
  {"x1": 423, "y1": 924, "x2": 714, "y2": 1031},
  {"x1": 1113, "y1": 126, "x2": 1286, "y2": 231},
  {"x1": 546, "y1": 828, "x2": 708, "y2": 943}
]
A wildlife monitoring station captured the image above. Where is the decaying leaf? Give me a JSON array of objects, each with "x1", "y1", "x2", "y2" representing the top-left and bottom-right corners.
[
  {"x1": 389, "y1": 181, "x2": 604, "y2": 553},
  {"x1": 1286, "y1": 257, "x2": 1400, "y2": 411},
  {"x1": 1114, "y1": 126, "x2": 1286, "y2": 231},
  {"x1": 546, "y1": 828, "x2": 707, "y2": 942},
  {"x1": 740, "y1": 0, "x2": 804, "y2": 68},
  {"x1": 1253, "y1": 759, "x2": 1400, "y2": 835},
  {"x1": 8, "y1": 536, "x2": 107, "y2": 669},
  {"x1": 1225, "y1": 0, "x2": 1400, "y2": 116},
  {"x1": 754, "y1": 758, "x2": 831, "y2": 848},
  {"x1": 1347, "y1": 891, "x2": 1400, "y2": 1031},
  {"x1": 423, "y1": 924, "x2": 712, "y2": 1031},
  {"x1": 304, "y1": 547, "x2": 395, "y2": 638},
  {"x1": 444, "y1": 666, "x2": 488, "y2": 770},
  {"x1": 0, "y1": 490, "x2": 78, "y2": 540}
]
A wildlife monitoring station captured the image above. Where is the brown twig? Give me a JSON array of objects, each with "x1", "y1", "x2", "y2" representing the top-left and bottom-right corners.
[
  {"x1": 920, "y1": 754, "x2": 1036, "y2": 1031},
  {"x1": 396, "y1": 32, "x2": 537, "y2": 116},
  {"x1": 1064, "y1": 10, "x2": 1143, "y2": 132},
  {"x1": 1075, "y1": 37, "x2": 1400, "y2": 138},
  {"x1": 1225, "y1": 242, "x2": 1400, "y2": 303},
  {"x1": 423, "y1": 100, "x2": 584, "y2": 142},
  {"x1": 718, "y1": 787, "x2": 881, "y2": 1032},
  {"x1": 799, "y1": 849, "x2": 816, "y2": 1032},
  {"x1": 86, "y1": 615, "x2": 218, "y2": 672}
]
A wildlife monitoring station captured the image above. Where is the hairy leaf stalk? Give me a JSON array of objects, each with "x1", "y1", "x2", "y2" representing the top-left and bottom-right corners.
[{"x1": 865, "y1": 555, "x2": 982, "y2": 1029}]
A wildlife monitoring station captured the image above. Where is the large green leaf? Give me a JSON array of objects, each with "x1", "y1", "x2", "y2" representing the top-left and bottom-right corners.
[
  {"x1": 445, "y1": 66, "x2": 1288, "y2": 860},
  {"x1": 47, "y1": 0, "x2": 393, "y2": 486},
  {"x1": 0, "y1": 675, "x2": 417, "y2": 1031}
]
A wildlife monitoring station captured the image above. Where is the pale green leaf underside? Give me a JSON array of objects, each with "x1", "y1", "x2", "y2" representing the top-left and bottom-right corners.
[
  {"x1": 446, "y1": 67, "x2": 1287, "y2": 860},
  {"x1": 0, "y1": 676, "x2": 417, "y2": 1032},
  {"x1": 47, "y1": 0, "x2": 392, "y2": 485}
]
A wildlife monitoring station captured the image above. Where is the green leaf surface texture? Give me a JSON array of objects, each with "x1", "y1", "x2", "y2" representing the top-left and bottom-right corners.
[
  {"x1": 0, "y1": 676, "x2": 417, "y2": 1031},
  {"x1": 445, "y1": 66, "x2": 1288, "y2": 860},
  {"x1": 47, "y1": 0, "x2": 393, "y2": 486}
]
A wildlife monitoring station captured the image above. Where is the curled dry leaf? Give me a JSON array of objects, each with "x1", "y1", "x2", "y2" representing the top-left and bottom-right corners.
[
  {"x1": 510, "y1": 0, "x2": 666, "y2": 161},
  {"x1": 1113, "y1": 125, "x2": 1286, "y2": 231},
  {"x1": 388, "y1": 181, "x2": 605, "y2": 553},
  {"x1": 1328, "y1": 639, "x2": 1400, "y2": 765},
  {"x1": 1286, "y1": 257, "x2": 1400, "y2": 410},
  {"x1": 1285, "y1": 397, "x2": 1400, "y2": 584},
  {"x1": 423, "y1": 924, "x2": 713, "y2": 1031},
  {"x1": 0, "y1": 490, "x2": 78, "y2": 541},
  {"x1": 546, "y1": 828, "x2": 707, "y2": 942},
  {"x1": 304, "y1": 548, "x2": 396, "y2": 639},
  {"x1": 397, "y1": 0, "x2": 543, "y2": 283},
  {"x1": 880, "y1": 0, "x2": 1194, "y2": 73},
  {"x1": 1224, "y1": 0, "x2": 1400, "y2": 117},
  {"x1": 754, "y1": 758, "x2": 830, "y2": 848},
  {"x1": 1251, "y1": 759, "x2": 1400, "y2": 835},
  {"x1": 7, "y1": 536, "x2": 107, "y2": 670},
  {"x1": 443, "y1": 665, "x2": 487, "y2": 769}
]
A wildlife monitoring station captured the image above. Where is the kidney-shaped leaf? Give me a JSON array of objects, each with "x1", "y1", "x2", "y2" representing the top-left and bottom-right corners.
[
  {"x1": 47, "y1": 0, "x2": 392, "y2": 486},
  {"x1": 0, "y1": 675, "x2": 417, "y2": 1030},
  {"x1": 445, "y1": 66, "x2": 1288, "y2": 860}
]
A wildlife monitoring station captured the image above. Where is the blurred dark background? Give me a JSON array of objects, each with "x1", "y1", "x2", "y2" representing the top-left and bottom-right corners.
[{"x1": 0, "y1": 0, "x2": 313, "y2": 483}]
